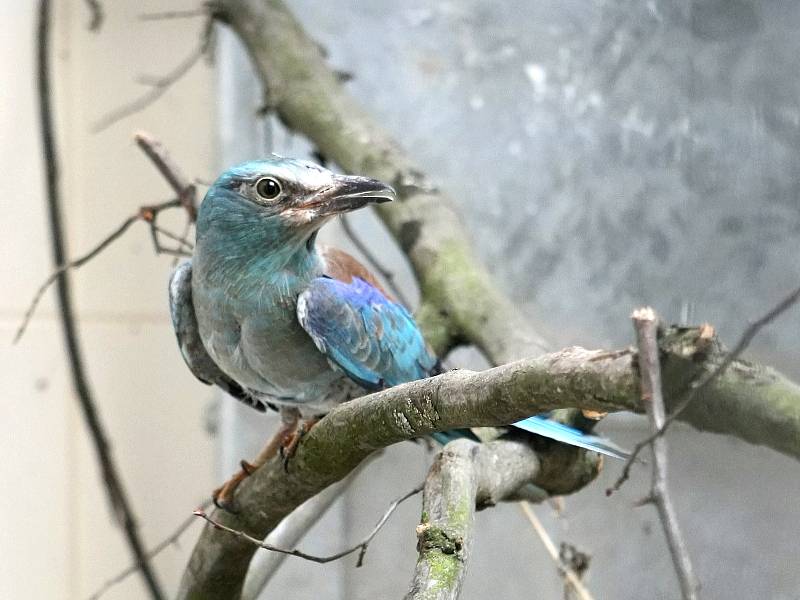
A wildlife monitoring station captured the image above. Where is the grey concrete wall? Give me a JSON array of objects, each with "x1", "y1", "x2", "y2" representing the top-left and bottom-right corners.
[{"x1": 217, "y1": 1, "x2": 800, "y2": 598}]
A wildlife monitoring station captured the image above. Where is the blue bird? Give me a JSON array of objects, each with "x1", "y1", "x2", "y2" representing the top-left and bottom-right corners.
[{"x1": 169, "y1": 158, "x2": 626, "y2": 510}]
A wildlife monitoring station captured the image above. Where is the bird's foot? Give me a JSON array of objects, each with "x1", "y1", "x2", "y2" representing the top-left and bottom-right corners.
[
  {"x1": 212, "y1": 464, "x2": 253, "y2": 513},
  {"x1": 211, "y1": 412, "x2": 301, "y2": 513},
  {"x1": 279, "y1": 417, "x2": 319, "y2": 472}
]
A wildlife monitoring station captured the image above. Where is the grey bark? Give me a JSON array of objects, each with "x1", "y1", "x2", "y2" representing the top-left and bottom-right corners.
[
  {"x1": 177, "y1": 326, "x2": 800, "y2": 599},
  {"x1": 404, "y1": 439, "x2": 547, "y2": 600},
  {"x1": 632, "y1": 309, "x2": 699, "y2": 600}
]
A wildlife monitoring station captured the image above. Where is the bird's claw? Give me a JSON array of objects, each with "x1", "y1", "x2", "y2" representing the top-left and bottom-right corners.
[
  {"x1": 212, "y1": 484, "x2": 241, "y2": 514},
  {"x1": 280, "y1": 421, "x2": 313, "y2": 473},
  {"x1": 211, "y1": 460, "x2": 255, "y2": 514},
  {"x1": 280, "y1": 434, "x2": 299, "y2": 473}
]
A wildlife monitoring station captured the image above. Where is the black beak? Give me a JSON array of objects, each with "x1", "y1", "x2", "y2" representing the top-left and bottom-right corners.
[{"x1": 308, "y1": 174, "x2": 395, "y2": 215}]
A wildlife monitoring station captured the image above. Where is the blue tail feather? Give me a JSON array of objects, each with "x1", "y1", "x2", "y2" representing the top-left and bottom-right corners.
[{"x1": 511, "y1": 415, "x2": 629, "y2": 460}]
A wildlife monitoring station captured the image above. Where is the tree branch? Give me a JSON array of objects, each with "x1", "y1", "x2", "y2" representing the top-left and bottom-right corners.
[
  {"x1": 517, "y1": 502, "x2": 595, "y2": 600},
  {"x1": 36, "y1": 1, "x2": 163, "y2": 597},
  {"x1": 632, "y1": 309, "x2": 699, "y2": 600},
  {"x1": 610, "y1": 284, "x2": 800, "y2": 493},
  {"x1": 91, "y1": 20, "x2": 214, "y2": 133},
  {"x1": 194, "y1": 484, "x2": 423, "y2": 565},
  {"x1": 405, "y1": 439, "x2": 570, "y2": 600},
  {"x1": 241, "y1": 465, "x2": 362, "y2": 600},
  {"x1": 88, "y1": 499, "x2": 213, "y2": 600},
  {"x1": 176, "y1": 323, "x2": 800, "y2": 599}
]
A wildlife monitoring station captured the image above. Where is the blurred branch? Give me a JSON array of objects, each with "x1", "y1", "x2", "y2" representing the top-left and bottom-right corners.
[
  {"x1": 35, "y1": 1, "x2": 163, "y2": 598},
  {"x1": 194, "y1": 483, "x2": 423, "y2": 565},
  {"x1": 610, "y1": 285, "x2": 800, "y2": 493},
  {"x1": 139, "y1": 8, "x2": 207, "y2": 21},
  {"x1": 91, "y1": 18, "x2": 214, "y2": 133},
  {"x1": 517, "y1": 502, "x2": 595, "y2": 600},
  {"x1": 84, "y1": 0, "x2": 103, "y2": 31},
  {"x1": 88, "y1": 499, "x2": 213, "y2": 600},
  {"x1": 632, "y1": 308, "x2": 699, "y2": 600}
]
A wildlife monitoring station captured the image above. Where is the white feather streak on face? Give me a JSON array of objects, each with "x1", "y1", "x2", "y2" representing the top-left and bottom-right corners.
[{"x1": 283, "y1": 206, "x2": 321, "y2": 225}]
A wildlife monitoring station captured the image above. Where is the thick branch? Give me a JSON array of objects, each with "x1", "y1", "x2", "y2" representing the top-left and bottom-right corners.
[
  {"x1": 212, "y1": 0, "x2": 549, "y2": 361},
  {"x1": 177, "y1": 326, "x2": 800, "y2": 599},
  {"x1": 633, "y1": 309, "x2": 699, "y2": 600},
  {"x1": 405, "y1": 439, "x2": 576, "y2": 600}
]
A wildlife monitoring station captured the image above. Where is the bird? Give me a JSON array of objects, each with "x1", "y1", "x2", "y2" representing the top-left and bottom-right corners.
[{"x1": 169, "y1": 158, "x2": 626, "y2": 511}]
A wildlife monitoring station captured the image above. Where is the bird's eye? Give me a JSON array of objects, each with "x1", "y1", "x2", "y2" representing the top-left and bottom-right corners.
[{"x1": 255, "y1": 177, "x2": 282, "y2": 200}]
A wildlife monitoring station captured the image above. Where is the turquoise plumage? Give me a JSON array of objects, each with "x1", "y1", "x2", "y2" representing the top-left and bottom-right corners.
[{"x1": 169, "y1": 158, "x2": 626, "y2": 510}]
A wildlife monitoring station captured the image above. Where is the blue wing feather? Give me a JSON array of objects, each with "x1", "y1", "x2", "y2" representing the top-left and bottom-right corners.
[
  {"x1": 297, "y1": 276, "x2": 440, "y2": 390},
  {"x1": 297, "y1": 275, "x2": 627, "y2": 459}
]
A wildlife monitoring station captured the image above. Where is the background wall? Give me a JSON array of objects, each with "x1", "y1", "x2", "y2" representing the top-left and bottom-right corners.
[
  {"x1": 3, "y1": 1, "x2": 800, "y2": 599},
  {"x1": 1, "y1": 2, "x2": 218, "y2": 598}
]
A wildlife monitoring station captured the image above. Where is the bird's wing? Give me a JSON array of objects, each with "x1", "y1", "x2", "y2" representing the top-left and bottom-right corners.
[
  {"x1": 169, "y1": 261, "x2": 268, "y2": 412},
  {"x1": 303, "y1": 248, "x2": 626, "y2": 459},
  {"x1": 297, "y1": 264, "x2": 440, "y2": 390}
]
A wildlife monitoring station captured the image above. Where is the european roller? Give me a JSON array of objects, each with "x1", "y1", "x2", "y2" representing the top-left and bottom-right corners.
[{"x1": 169, "y1": 158, "x2": 626, "y2": 511}]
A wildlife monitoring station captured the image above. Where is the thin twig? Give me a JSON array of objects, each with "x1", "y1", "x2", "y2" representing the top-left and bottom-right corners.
[
  {"x1": 36, "y1": 1, "x2": 164, "y2": 598},
  {"x1": 14, "y1": 200, "x2": 190, "y2": 343},
  {"x1": 340, "y1": 213, "x2": 410, "y2": 306},
  {"x1": 517, "y1": 502, "x2": 595, "y2": 600},
  {"x1": 88, "y1": 499, "x2": 214, "y2": 600},
  {"x1": 16, "y1": 132, "x2": 199, "y2": 342},
  {"x1": 139, "y1": 8, "x2": 207, "y2": 21},
  {"x1": 91, "y1": 19, "x2": 213, "y2": 133},
  {"x1": 610, "y1": 284, "x2": 800, "y2": 493},
  {"x1": 195, "y1": 484, "x2": 423, "y2": 565},
  {"x1": 632, "y1": 308, "x2": 699, "y2": 600}
]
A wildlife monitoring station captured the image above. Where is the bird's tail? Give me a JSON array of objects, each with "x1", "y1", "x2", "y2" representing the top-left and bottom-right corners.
[{"x1": 511, "y1": 415, "x2": 629, "y2": 459}]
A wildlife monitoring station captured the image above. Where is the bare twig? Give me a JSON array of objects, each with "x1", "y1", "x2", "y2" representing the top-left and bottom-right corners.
[
  {"x1": 242, "y1": 462, "x2": 367, "y2": 600},
  {"x1": 36, "y1": 1, "x2": 163, "y2": 598},
  {"x1": 139, "y1": 8, "x2": 207, "y2": 21},
  {"x1": 88, "y1": 499, "x2": 214, "y2": 600},
  {"x1": 517, "y1": 502, "x2": 595, "y2": 600},
  {"x1": 632, "y1": 308, "x2": 699, "y2": 600},
  {"x1": 610, "y1": 284, "x2": 800, "y2": 493},
  {"x1": 15, "y1": 132, "x2": 199, "y2": 342},
  {"x1": 340, "y1": 214, "x2": 410, "y2": 306},
  {"x1": 195, "y1": 484, "x2": 422, "y2": 565},
  {"x1": 84, "y1": 0, "x2": 103, "y2": 31},
  {"x1": 14, "y1": 199, "x2": 190, "y2": 343},
  {"x1": 91, "y1": 19, "x2": 213, "y2": 133}
]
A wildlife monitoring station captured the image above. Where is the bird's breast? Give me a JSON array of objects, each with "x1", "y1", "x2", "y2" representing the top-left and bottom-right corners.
[{"x1": 192, "y1": 276, "x2": 343, "y2": 403}]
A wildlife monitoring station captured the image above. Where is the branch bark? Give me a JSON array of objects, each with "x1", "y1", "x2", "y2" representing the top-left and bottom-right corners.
[
  {"x1": 632, "y1": 309, "x2": 699, "y2": 600},
  {"x1": 176, "y1": 325, "x2": 800, "y2": 599},
  {"x1": 240, "y1": 467, "x2": 360, "y2": 600},
  {"x1": 405, "y1": 439, "x2": 570, "y2": 600}
]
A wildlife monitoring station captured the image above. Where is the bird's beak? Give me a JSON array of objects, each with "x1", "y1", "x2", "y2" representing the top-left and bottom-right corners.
[{"x1": 305, "y1": 174, "x2": 395, "y2": 216}]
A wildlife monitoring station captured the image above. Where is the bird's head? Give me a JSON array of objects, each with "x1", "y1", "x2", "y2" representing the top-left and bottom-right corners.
[{"x1": 198, "y1": 158, "x2": 395, "y2": 253}]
